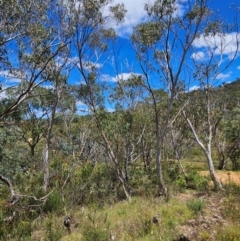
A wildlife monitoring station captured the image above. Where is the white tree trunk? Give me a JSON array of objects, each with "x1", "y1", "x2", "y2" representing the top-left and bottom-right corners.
[{"x1": 183, "y1": 111, "x2": 224, "y2": 191}]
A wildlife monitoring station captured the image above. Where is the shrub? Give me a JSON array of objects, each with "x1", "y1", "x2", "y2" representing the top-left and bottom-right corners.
[
  {"x1": 222, "y1": 195, "x2": 240, "y2": 222},
  {"x1": 186, "y1": 171, "x2": 209, "y2": 191},
  {"x1": 163, "y1": 161, "x2": 180, "y2": 181},
  {"x1": 43, "y1": 189, "x2": 63, "y2": 213},
  {"x1": 43, "y1": 214, "x2": 64, "y2": 241},
  {"x1": 187, "y1": 198, "x2": 205, "y2": 215},
  {"x1": 175, "y1": 175, "x2": 187, "y2": 192},
  {"x1": 82, "y1": 227, "x2": 109, "y2": 241},
  {"x1": 216, "y1": 225, "x2": 240, "y2": 241}
]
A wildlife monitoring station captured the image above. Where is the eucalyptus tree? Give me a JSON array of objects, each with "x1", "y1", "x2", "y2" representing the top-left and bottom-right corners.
[
  {"x1": 206, "y1": 81, "x2": 240, "y2": 170},
  {"x1": 181, "y1": 5, "x2": 240, "y2": 189},
  {"x1": 42, "y1": 62, "x2": 70, "y2": 191},
  {"x1": 0, "y1": 0, "x2": 72, "y2": 203},
  {"x1": 215, "y1": 82, "x2": 240, "y2": 170},
  {"x1": 109, "y1": 74, "x2": 148, "y2": 182},
  {"x1": 0, "y1": 0, "x2": 71, "y2": 121},
  {"x1": 60, "y1": 0, "x2": 131, "y2": 199},
  {"x1": 131, "y1": 0, "x2": 212, "y2": 197},
  {"x1": 166, "y1": 106, "x2": 195, "y2": 177},
  {"x1": 7, "y1": 86, "x2": 52, "y2": 157}
]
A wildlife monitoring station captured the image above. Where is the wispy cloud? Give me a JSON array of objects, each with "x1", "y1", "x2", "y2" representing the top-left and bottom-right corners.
[
  {"x1": 215, "y1": 72, "x2": 232, "y2": 80},
  {"x1": 189, "y1": 85, "x2": 200, "y2": 92},
  {"x1": 106, "y1": 107, "x2": 115, "y2": 113},
  {"x1": 111, "y1": 0, "x2": 187, "y2": 37},
  {"x1": 0, "y1": 70, "x2": 25, "y2": 83},
  {"x1": 100, "y1": 74, "x2": 116, "y2": 82},
  {"x1": 67, "y1": 57, "x2": 102, "y2": 71},
  {"x1": 237, "y1": 66, "x2": 240, "y2": 70},
  {"x1": 0, "y1": 87, "x2": 7, "y2": 100},
  {"x1": 192, "y1": 32, "x2": 240, "y2": 59},
  {"x1": 76, "y1": 100, "x2": 89, "y2": 113},
  {"x1": 191, "y1": 51, "x2": 206, "y2": 61},
  {"x1": 110, "y1": 0, "x2": 147, "y2": 37},
  {"x1": 101, "y1": 72, "x2": 141, "y2": 82}
]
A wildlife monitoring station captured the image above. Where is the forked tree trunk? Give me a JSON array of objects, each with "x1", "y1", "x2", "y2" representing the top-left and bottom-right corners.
[
  {"x1": 183, "y1": 111, "x2": 224, "y2": 191},
  {"x1": 101, "y1": 131, "x2": 132, "y2": 201},
  {"x1": 43, "y1": 89, "x2": 59, "y2": 191}
]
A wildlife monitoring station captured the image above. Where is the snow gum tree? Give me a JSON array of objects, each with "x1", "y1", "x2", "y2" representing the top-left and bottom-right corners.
[
  {"x1": 131, "y1": 0, "x2": 223, "y2": 197},
  {"x1": 182, "y1": 4, "x2": 240, "y2": 190},
  {"x1": 59, "y1": 0, "x2": 133, "y2": 200}
]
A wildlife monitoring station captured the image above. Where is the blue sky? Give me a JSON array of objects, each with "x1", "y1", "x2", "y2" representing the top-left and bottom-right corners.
[
  {"x1": 1, "y1": 0, "x2": 240, "y2": 114},
  {"x1": 67, "y1": 0, "x2": 240, "y2": 111}
]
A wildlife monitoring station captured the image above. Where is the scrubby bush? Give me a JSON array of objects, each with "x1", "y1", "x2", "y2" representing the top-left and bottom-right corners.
[
  {"x1": 216, "y1": 225, "x2": 240, "y2": 241},
  {"x1": 82, "y1": 227, "x2": 109, "y2": 241},
  {"x1": 43, "y1": 189, "x2": 63, "y2": 214},
  {"x1": 185, "y1": 171, "x2": 209, "y2": 191},
  {"x1": 187, "y1": 198, "x2": 205, "y2": 215},
  {"x1": 43, "y1": 214, "x2": 64, "y2": 241},
  {"x1": 175, "y1": 175, "x2": 187, "y2": 192}
]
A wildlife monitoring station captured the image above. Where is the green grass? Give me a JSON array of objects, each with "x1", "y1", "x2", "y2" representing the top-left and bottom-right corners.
[{"x1": 53, "y1": 196, "x2": 195, "y2": 241}]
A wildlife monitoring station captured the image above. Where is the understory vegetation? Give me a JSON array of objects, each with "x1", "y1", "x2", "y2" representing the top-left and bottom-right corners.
[
  {"x1": 1, "y1": 0, "x2": 240, "y2": 240},
  {"x1": 1, "y1": 154, "x2": 240, "y2": 240}
]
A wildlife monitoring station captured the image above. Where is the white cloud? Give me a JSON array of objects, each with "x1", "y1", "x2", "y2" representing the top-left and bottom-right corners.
[
  {"x1": 191, "y1": 51, "x2": 206, "y2": 61},
  {"x1": 115, "y1": 72, "x2": 136, "y2": 81},
  {"x1": 76, "y1": 100, "x2": 89, "y2": 114},
  {"x1": 110, "y1": 0, "x2": 147, "y2": 37},
  {"x1": 101, "y1": 72, "x2": 141, "y2": 82},
  {"x1": 100, "y1": 74, "x2": 116, "y2": 82},
  {"x1": 111, "y1": 0, "x2": 187, "y2": 37},
  {"x1": 62, "y1": 0, "x2": 187, "y2": 38},
  {"x1": 106, "y1": 107, "x2": 115, "y2": 112},
  {"x1": 237, "y1": 66, "x2": 240, "y2": 70},
  {"x1": 67, "y1": 57, "x2": 102, "y2": 71},
  {"x1": 192, "y1": 32, "x2": 240, "y2": 59},
  {"x1": 215, "y1": 72, "x2": 232, "y2": 80},
  {"x1": 0, "y1": 70, "x2": 25, "y2": 83},
  {"x1": 189, "y1": 85, "x2": 200, "y2": 91},
  {"x1": 0, "y1": 88, "x2": 7, "y2": 100}
]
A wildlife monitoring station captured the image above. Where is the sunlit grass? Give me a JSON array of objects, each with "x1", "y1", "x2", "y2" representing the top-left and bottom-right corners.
[{"x1": 55, "y1": 195, "x2": 195, "y2": 241}]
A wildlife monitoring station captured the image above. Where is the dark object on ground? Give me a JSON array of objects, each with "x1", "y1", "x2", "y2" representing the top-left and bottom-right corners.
[
  {"x1": 174, "y1": 234, "x2": 190, "y2": 241},
  {"x1": 152, "y1": 216, "x2": 159, "y2": 224},
  {"x1": 63, "y1": 216, "x2": 71, "y2": 229}
]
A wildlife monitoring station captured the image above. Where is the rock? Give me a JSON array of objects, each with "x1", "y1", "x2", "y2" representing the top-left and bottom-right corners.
[
  {"x1": 187, "y1": 219, "x2": 196, "y2": 226},
  {"x1": 201, "y1": 223, "x2": 208, "y2": 229}
]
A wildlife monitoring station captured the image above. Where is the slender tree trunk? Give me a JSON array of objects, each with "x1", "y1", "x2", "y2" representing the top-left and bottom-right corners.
[
  {"x1": 43, "y1": 143, "x2": 50, "y2": 191},
  {"x1": 101, "y1": 131, "x2": 132, "y2": 201},
  {"x1": 183, "y1": 111, "x2": 224, "y2": 191},
  {"x1": 156, "y1": 137, "x2": 168, "y2": 197},
  {"x1": 205, "y1": 152, "x2": 224, "y2": 190},
  {"x1": 176, "y1": 151, "x2": 187, "y2": 177},
  {"x1": 31, "y1": 145, "x2": 35, "y2": 157},
  {"x1": 43, "y1": 89, "x2": 59, "y2": 191}
]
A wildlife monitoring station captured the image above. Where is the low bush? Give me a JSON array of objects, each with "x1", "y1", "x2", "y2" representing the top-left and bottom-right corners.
[
  {"x1": 187, "y1": 198, "x2": 205, "y2": 215},
  {"x1": 82, "y1": 227, "x2": 109, "y2": 241},
  {"x1": 185, "y1": 171, "x2": 209, "y2": 191},
  {"x1": 43, "y1": 189, "x2": 63, "y2": 214},
  {"x1": 175, "y1": 175, "x2": 187, "y2": 192},
  {"x1": 216, "y1": 225, "x2": 240, "y2": 241}
]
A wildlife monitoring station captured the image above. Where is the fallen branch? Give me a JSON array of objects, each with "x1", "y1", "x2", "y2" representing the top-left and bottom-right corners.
[{"x1": 0, "y1": 174, "x2": 56, "y2": 207}]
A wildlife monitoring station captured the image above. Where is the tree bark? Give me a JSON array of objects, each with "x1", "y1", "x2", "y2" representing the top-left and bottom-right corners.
[
  {"x1": 43, "y1": 88, "x2": 60, "y2": 191},
  {"x1": 205, "y1": 153, "x2": 224, "y2": 190},
  {"x1": 156, "y1": 137, "x2": 168, "y2": 197}
]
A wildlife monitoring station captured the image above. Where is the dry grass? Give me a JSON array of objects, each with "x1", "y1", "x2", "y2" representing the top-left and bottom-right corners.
[{"x1": 199, "y1": 170, "x2": 240, "y2": 185}]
